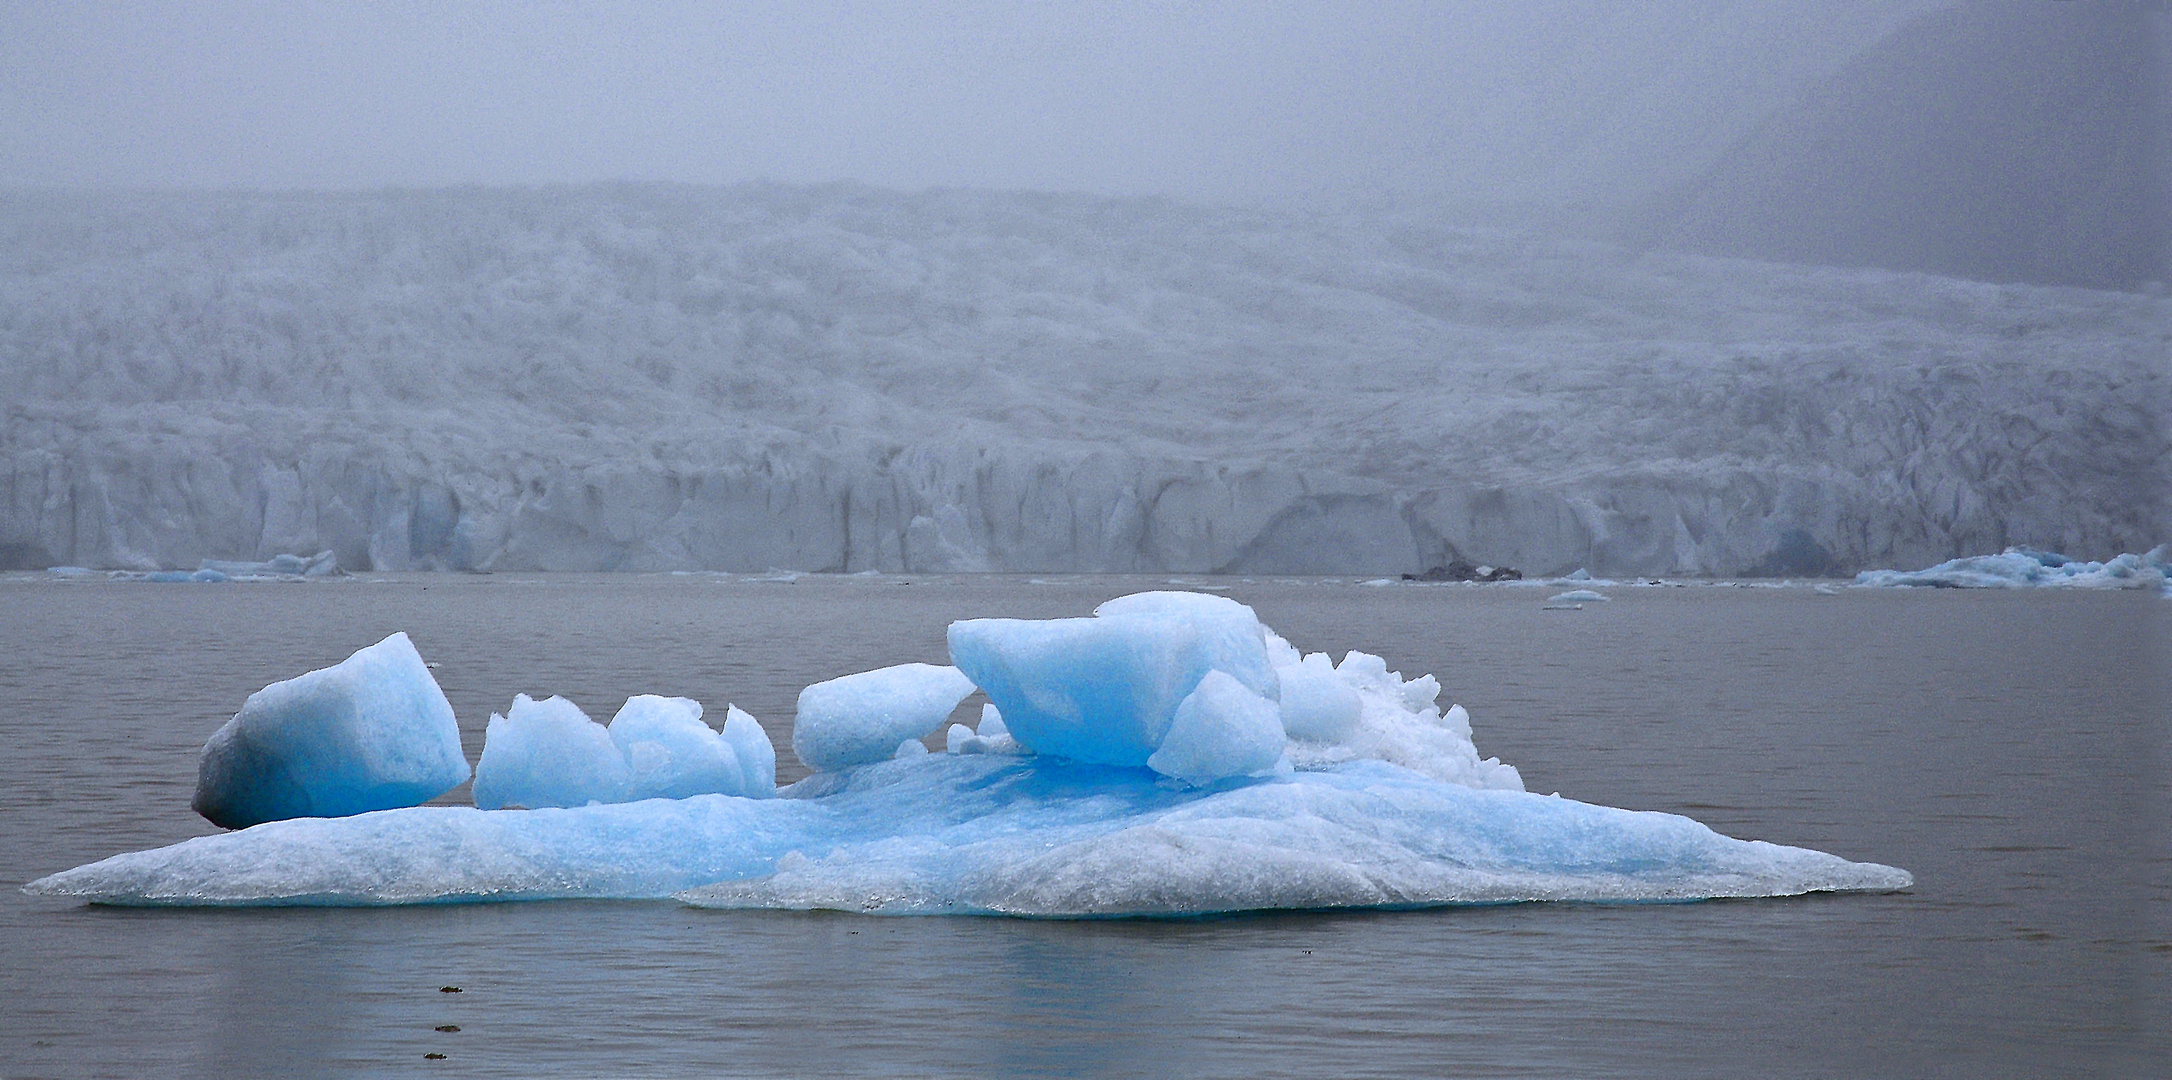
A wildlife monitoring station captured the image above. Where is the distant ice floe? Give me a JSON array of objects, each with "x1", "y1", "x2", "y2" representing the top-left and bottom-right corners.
[
  {"x1": 27, "y1": 591, "x2": 1912, "y2": 913},
  {"x1": 1550, "y1": 589, "x2": 1610, "y2": 603},
  {"x1": 47, "y1": 551, "x2": 343, "y2": 583},
  {"x1": 1853, "y1": 546, "x2": 2170, "y2": 593}
]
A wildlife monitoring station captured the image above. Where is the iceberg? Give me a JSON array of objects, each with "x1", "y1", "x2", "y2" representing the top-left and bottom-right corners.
[
  {"x1": 471, "y1": 695, "x2": 630, "y2": 810},
  {"x1": 1550, "y1": 589, "x2": 1610, "y2": 603},
  {"x1": 30, "y1": 591, "x2": 1913, "y2": 914},
  {"x1": 198, "y1": 551, "x2": 341, "y2": 580},
  {"x1": 718, "y1": 705, "x2": 779, "y2": 796},
  {"x1": 611, "y1": 695, "x2": 733, "y2": 800},
  {"x1": 191, "y1": 632, "x2": 469, "y2": 830},
  {"x1": 793, "y1": 663, "x2": 977, "y2": 773},
  {"x1": 472, "y1": 694, "x2": 779, "y2": 809},
  {"x1": 1852, "y1": 546, "x2": 2170, "y2": 591},
  {"x1": 1144, "y1": 671, "x2": 1288, "y2": 786},
  {"x1": 947, "y1": 591, "x2": 1280, "y2": 772},
  {"x1": 1273, "y1": 657, "x2": 1362, "y2": 743},
  {"x1": 945, "y1": 705, "x2": 1026, "y2": 756}
]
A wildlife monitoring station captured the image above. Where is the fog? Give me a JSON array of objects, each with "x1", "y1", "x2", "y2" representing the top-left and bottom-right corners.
[{"x1": 6, "y1": 1, "x2": 1942, "y2": 208}]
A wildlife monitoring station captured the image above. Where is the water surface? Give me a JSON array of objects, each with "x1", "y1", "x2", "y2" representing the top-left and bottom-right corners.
[{"x1": 2, "y1": 575, "x2": 2164, "y2": 1077}]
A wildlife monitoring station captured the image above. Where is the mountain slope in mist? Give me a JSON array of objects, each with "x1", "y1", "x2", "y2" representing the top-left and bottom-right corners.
[
  {"x1": 1653, "y1": 1, "x2": 2172, "y2": 290},
  {"x1": 2, "y1": 185, "x2": 2164, "y2": 576}
]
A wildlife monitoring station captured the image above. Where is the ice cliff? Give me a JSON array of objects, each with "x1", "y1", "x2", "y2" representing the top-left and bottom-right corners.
[{"x1": 3, "y1": 185, "x2": 2164, "y2": 577}]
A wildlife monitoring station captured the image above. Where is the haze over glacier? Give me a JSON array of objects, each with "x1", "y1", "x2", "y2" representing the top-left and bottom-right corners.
[{"x1": 1, "y1": 183, "x2": 2164, "y2": 577}]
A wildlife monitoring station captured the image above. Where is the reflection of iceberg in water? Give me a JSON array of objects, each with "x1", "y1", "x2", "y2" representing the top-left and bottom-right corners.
[{"x1": 26, "y1": 592, "x2": 1912, "y2": 915}]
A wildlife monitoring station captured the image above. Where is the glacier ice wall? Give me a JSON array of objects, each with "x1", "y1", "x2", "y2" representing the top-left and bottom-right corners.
[{"x1": 2, "y1": 185, "x2": 2164, "y2": 576}]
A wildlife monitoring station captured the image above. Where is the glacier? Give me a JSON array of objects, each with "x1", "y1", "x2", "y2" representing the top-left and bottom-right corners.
[
  {"x1": 25, "y1": 590, "x2": 1910, "y2": 913},
  {"x1": 1, "y1": 185, "x2": 2164, "y2": 579}
]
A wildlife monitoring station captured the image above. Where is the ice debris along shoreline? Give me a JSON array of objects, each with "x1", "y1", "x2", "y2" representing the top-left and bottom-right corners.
[
  {"x1": 1851, "y1": 545, "x2": 2170, "y2": 592},
  {"x1": 27, "y1": 591, "x2": 1912, "y2": 913}
]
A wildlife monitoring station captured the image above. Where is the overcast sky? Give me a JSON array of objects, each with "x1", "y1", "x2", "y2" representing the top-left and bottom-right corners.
[{"x1": 1, "y1": 1, "x2": 1948, "y2": 207}]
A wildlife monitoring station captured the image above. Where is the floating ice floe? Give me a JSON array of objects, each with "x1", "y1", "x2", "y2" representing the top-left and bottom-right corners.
[
  {"x1": 1852, "y1": 545, "x2": 2170, "y2": 592},
  {"x1": 1550, "y1": 589, "x2": 1610, "y2": 603},
  {"x1": 50, "y1": 551, "x2": 345, "y2": 583},
  {"x1": 29, "y1": 591, "x2": 1912, "y2": 913},
  {"x1": 191, "y1": 632, "x2": 469, "y2": 830}
]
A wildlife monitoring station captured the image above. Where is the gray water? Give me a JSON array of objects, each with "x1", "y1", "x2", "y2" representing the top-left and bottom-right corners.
[{"x1": 2, "y1": 574, "x2": 2165, "y2": 1078}]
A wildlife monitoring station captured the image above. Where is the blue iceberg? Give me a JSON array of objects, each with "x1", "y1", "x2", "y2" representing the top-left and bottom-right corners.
[
  {"x1": 190, "y1": 632, "x2": 469, "y2": 830},
  {"x1": 29, "y1": 591, "x2": 1913, "y2": 914}
]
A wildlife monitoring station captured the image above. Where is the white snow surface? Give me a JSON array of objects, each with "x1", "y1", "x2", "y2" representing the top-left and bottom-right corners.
[
  {"x1": 3, "y1": 185, "x2": 2163, "y2": 578},
  {"x1": 190, "y1": 631, "x2": 469, "y2": 829}
]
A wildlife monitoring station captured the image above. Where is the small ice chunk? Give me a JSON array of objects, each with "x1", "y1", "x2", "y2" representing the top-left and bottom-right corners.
[
  {"x1": 145, "y1": 568, "x2": 227, "y2": 583},
  {"x1": 200, "y1": 551, "x2": 340, "y2": 580},
  {"x1": 1551, "y1": 589, "x2": 1609, "y2": 603},
  {"x1": 608, "y1": 695, "x2": 747, "y2": 801},
  {"x1": 894, "y1": 738, "x2": 930, "y2": 759},
  {"x1": 472, "y1": 695, "x2": 630, "y2": 810},
  {"x1": 1146, "y1": 671, "x2": 1287, "y2": 785},
  {"x1": 1090, "y1": 591, "x2": 1279, "y2": 700},
  {"x1": 1276, "y1": 662, "x2": 1361, "y2": 742},
  {"x1": 793, "y1": 663, "x2": 977, "y2": 772},
  {"x1": 192, "y1": 631, "x2": 469, "y2": 830},
  {"x1": 946, "y1": 704, "x2": 1027, "y2": 756},
  {"x1": 720, "y1": 706, "x2": 777, "y2": 796},
  {"x1": 950, "y1": 591, "x2": 1280, "y2": 767}
]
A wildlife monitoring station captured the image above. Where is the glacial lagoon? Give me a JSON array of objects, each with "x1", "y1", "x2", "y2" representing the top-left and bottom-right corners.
[{"x1": 2, "y1": 573, "x2": 2164, "y2": 1077}]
